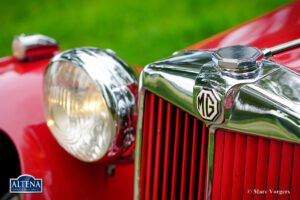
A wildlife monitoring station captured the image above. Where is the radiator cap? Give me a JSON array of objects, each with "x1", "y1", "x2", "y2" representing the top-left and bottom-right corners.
[{"x1": 212, "y1": 45, "x2": 263, "y2": 76}]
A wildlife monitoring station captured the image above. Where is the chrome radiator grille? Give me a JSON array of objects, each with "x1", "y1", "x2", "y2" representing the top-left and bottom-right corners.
[
  {"x1": 135, "y1": 43, "x2": 300, "y2": 200},
  {"x1": 139, "y1": 91, "x2": 209, "y2": 200}
]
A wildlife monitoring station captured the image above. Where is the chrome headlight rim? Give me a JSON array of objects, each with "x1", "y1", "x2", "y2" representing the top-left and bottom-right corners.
[{"x1": 44, "y1": 47, "x2": 137, "y2": 162}]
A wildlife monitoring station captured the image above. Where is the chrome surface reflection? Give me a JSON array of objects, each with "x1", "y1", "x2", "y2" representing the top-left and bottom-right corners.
[
  {"x1": 136, "y1": 44, "x2": 300, "y2": 200},
  {"x1": 12, "y1": 34, "x2": 59, "y2": 61},
  {"x1": 141, "y1": 47, "x2": 300, "y2": 143},
  {"x1": 219, "y1": 67, "x2": 300, "y2": 141},
  {"x1": 142, "y1": 50, "x2": 212, "y2": 118}
]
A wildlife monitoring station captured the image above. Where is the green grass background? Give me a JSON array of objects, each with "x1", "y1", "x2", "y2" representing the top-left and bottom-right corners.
[{"x1": 0, "y1": 0, "x2": 291, "y2": 65}]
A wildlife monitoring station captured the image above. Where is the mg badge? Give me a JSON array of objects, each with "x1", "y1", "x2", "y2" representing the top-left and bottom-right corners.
[{"x1": 196, "y1": 88, "x2": 220, "y2": 121}]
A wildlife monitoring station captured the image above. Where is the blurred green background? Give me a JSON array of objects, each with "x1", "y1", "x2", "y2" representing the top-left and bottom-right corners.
[{"x1": 0, "y1": 0, "x2": 291, "y2": 65}]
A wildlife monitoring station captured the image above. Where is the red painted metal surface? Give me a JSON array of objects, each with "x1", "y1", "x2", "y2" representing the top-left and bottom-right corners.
[
  {"x1": 0, "y1": 56, "x2": 134, "y2": 200},
  {"x1": 139, "y1": 91, "x2": 208, "y2": 200},
  {"x1": 211, "y1": 130, "x2": 224, "y2": 200},
  {"x1": 139, "y1": 92, "x2": 150, "y2": 200},
  {"x1": 144, "y1": 93, "x2": 156, "y2": 200},
  {"x1": 1, "y1": 1, "x2": 300, "y2": 199},
  {"x1": 188, "y1": 119, "x2": 198, "y2": 200},
  {"x1": 266, "y1": 141, "x2": 281, "y2": 200},
  {"x1": 243, "y1": 136, "x2": 258, "y2": 200},
  {"x1": 254, "y1": 138, "x2": 270, "y2": 200},
  {"x1": 278, "y1": 143, "x2": 293, "y2": 200},
  {"x1": 179, "y1": 113, "x2": 190, "y2": 200},
  {"x1": 170, "y1": 108, "x2": 181, "y2": 200},
  {"x1": 290, "y1": 145, "x2": 300, "y2": 199},
  {"x1": 197, "y1": 123, "x2": 208, "y2": 200},
  {"x1": 212, "y1": 130, "x2": 300, "y2": 200},
  {"x1": 270, "y1": 47, "x2": 300, "y2": 73},
  {"x1": 221, "y1": 131, "x2": 236, "y2": 200},
  {"x1": 161, "y1": 103, "x2": 172, "y2": 200},
  {"x1": 152, "y1": 98, "x2": 163, "y2": 200},
  {"x1": 185, "y1": 1, "x2": 300, "y2": 74},
  {"x1": 24, "y1": 45, "x2": 59, "y2": 61},
  {"x1": 231, "y1": 134, "x2": 247, "y2": 200}
]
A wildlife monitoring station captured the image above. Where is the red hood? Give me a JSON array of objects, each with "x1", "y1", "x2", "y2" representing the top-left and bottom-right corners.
[
  {"x1": 186, "y1": 1, "x2": 300, "y2": 73},
  {"x1": 269, "y1": 47, "x2": 300, "y2": 73}
]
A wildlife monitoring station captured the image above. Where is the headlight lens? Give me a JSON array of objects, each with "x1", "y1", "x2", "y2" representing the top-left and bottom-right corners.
[
  {"x1": 44, "y1": 60, "x2": 115, "y2": 162},
  {"x1": 12, "y1": 38, "x2": 25, "y2": 60}
]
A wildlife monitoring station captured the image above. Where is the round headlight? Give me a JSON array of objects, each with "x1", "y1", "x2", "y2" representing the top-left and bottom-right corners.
[
  {"x1": 44, "y1": 47, "x2": 137, "y2": 162},
  {"x1": 12, "y1": 34, "x2": 59, "y2": 61}
]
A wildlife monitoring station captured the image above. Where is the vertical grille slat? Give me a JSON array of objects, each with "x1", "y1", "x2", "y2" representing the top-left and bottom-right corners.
[
  {"x1": 188, "y1": 119, "x2": 199, "y2": 200},
  {"x1": 152, "y1": 98, "x2": 164, "y2": 200},
  {"x1": 170, "y1": 108, "x2": 182, "y2": 200},
  {"x1": 144, "y1": 93, "x2": 157, "y2": 200},
  {"x1": 197, "y1": 123, "x2": 208, "y2": 200},
  {"x1": 231, "y1": 134, "x2": 247, "y2": 200},
  {"x1": 254, "y1": 138, "x2": 270, "y2": 200},
  {"x1": 139, "y1": 92, "x2": 151, "y2": 200},
  {"x1": 161, "y1": 103, "x2": 173, "y2": 200},
  {"x1": 290, "y1": 145, "x2": 300, "y2": 199},
  {"x1": 139, "y1": 91, "x2": 208, "y2": 200},
  {"x1": 266, "y1": 141, "x2": 281, "y2": 200},
  {"x1": 243, "y1": 136, "x2": 258, "y2": 200},
  {"x1": 179, "y1": 114, "x2": 190, "y2": 200},
  {"x1": 213, "y1": 130, "x2": 300, "y2": 200},
  {"x1": 278, "y1": 143, "x2": 293, "y2": 200},
  {"x1": 221, "y1": 131, "x2": 236, "y2": 199},
  {"x1": 211, "y1": 130, "x2": 225, "y2": 200}
]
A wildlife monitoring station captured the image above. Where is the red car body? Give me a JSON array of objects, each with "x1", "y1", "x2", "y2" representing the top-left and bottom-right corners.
[{"x1": 0, "y1": 1, "x2": 299, "y2": 199}]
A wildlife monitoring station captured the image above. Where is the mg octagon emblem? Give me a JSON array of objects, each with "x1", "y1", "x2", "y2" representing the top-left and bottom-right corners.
[{"x1": 196, "y1": 88, "x2": 220, "y2": 121}]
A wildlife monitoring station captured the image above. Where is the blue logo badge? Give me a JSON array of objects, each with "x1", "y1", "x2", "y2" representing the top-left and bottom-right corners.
[{"x1": 10, "y1": 175, "x2": 43, "y2": 193}]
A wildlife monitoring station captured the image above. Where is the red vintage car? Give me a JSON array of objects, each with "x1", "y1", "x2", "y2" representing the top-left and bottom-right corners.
[{"x1": 0, "y1": 1, "x2": 299, "y2": 200}]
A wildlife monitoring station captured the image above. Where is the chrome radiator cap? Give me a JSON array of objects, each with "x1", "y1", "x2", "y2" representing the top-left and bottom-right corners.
[{"x1": 213, "y1": 45, "x2": 263, "y2": 78}]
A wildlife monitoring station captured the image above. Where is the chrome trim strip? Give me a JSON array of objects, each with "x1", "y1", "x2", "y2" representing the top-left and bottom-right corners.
[
  {"x1": 205, "y1": 127, "x2": 216, "y2": 200},
  {"x1": 133, "y1": 86, "x2": 146, "y2": 200},
  {"x1": 262, "y1": 38, "x2": 300, "y2": 57}
]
